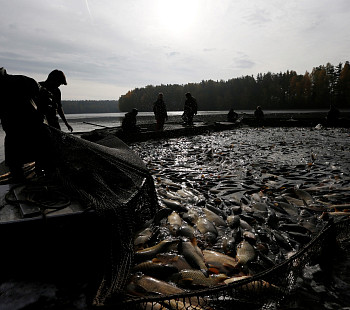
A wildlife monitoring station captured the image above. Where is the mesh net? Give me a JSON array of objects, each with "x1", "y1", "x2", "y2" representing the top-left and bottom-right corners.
[
  {"x1": 117, "y1": 219, "x2": 349, "y2": 310},
  {"x1": 50, "y1": 128, "x2": 159, "y2": 306}
]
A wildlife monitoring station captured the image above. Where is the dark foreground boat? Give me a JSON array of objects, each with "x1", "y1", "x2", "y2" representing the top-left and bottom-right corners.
[{"x1": 0, "y1": 129, "x2": 158, "y2": 306}]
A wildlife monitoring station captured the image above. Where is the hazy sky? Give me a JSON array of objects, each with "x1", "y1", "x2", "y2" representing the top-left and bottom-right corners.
[{"x1": 1, "y1": 0, "x2": 349, "y2": 100}]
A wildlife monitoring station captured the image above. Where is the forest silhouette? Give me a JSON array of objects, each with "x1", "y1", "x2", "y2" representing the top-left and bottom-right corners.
[
  {"x1": 118, "y1": 61, "x2": 350, "y2": 112},
  {"x1": 61, "y1": 62, "x2": 350, "y2": 113}
]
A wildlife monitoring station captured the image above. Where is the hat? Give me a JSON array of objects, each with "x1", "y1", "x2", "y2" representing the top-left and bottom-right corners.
[{"x1": 47, "y1": 69, "x2": 67, "y2": 85}]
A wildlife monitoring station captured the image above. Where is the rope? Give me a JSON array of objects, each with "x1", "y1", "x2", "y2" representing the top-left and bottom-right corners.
[{"x1": 5, "y1": 182, "x2": 71, "y2": 214}]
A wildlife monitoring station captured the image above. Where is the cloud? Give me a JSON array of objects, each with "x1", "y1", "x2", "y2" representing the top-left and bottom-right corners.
[
  {"x1": 0, "y1": 0, "x2": 349, "y2": 99},
  {"x1": 233, "y1": 58, "x2": 256, "y2": 70}
]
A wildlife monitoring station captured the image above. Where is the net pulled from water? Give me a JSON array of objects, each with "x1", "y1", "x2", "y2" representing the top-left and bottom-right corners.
[
  {"x1": 49, "y1": 128, "x2": 159, "y2": 306},
  {"x1": 107, "y1": 218, "x2": 349, "y2": 310}
]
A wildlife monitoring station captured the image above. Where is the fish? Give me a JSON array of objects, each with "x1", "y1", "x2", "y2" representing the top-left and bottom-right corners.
[
  {"x1": 135, "y1": 239, "x2": 179, "y2": 261},
  {"x1": 252, "y1": 202, "x2": 268, "y2": 212},
  {"x1": 162, "y1": 198, "x2": 188, "y2": 212},
  {"x1": 153, "y1": 207, "x2": 173, "y2": 225},
  {"x1": 206, "y1": 204, "x2": 227, "y2": 219},
  {"x1": 222, "y1": 235, "x2": 237, "y2": 256},
  {"x1": 134, "y1": 227, "x2": 153, "y2": 248},
  {"x1": 282, "y1": 195, "x2": 305, "y2": 207},
  {"x1": 226, "y1": 214, "x2": 240, "y2": 228},
  {"x1": 196, "y1": 216, "x2": 218, "y2": 236},
  {"x1": 236, "y1": 240, "x2": 256, "y2": 265},
  {"x1": 183, "y1": 208, "x2": 199, "y2": 225},
  {"x1": 130, "y1": 274, "x2": 184, "y2": 295},
  {"x1": 154, "y1": 253, "x2": 193, "y2": 271},
  {"x1": 159, "y1": 299, "x2": 209, "y2": 310},
  {"x1": 178, "y1": 222, "x2": 196, "y2": 239},
  {"x1": 133, "y1": 261, "x2": 178, "y2": 279},
  {"x1": 204, "y1": 208, "x2": 227, "y2": 227},
  {"x1": 224, "y1": 275, "x2": 251, "y2": 285},
  {"x1": 239, "y1": 219, "x2": 254, "y2": 231},
  {"x1": 275, "y1": 201, "x2": 299, "y2": 217},
  {"x1": 167, "y1": 211, "x2": 182, "y2": 235},
  {"x1": 171, "y1": 269, "x2": 228, "y2": 287},
  {"x1": 203, "y1": 249, "x2": 238, "y2": 274},
  {"x1": 279, "y1": 223, "x2": 311, "y2": 235},
  {"x1": 179, "y1": 239, "x2": 208, "y2": 276},
  {"x1": 243, "y1": 231, "x2": 256, "y2": 243},
  {"x1": 271, "y1": 230, "x2": 293, "y2": 251},
  {"x1": 225, "y1": 278, "x2": 282, "y2": 294},
  {"x1": 294, "y1": 188, "x2": 314, "y2": 205}
]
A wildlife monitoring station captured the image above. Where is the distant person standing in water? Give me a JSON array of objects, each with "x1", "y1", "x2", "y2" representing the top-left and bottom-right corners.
[
  {"x1": 182, "y1": 92, "x2": 197, "y2": 125},
  {"x1": 153, "y1": 93, "x2": 168, "y2": 131},
  {"x1": 38, "y1": 70, "x2": 73, "y2": 132},
  {"x1": 254, "y1": 106, "x2": 264, "y2": 126}
]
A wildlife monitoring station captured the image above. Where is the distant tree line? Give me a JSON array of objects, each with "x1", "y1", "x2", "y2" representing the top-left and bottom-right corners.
[
  {"x1": 118, "y1": 62, "x2": 350, "y2": 112},
  {"x1": 61, "y1": 100, "x2": 118, "y2": 114}
]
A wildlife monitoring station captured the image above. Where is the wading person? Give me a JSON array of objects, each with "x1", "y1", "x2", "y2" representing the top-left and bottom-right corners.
[
  {"x1": 153, "y1": 93, "x2": 168, "y2": 131},
  {"x1": 0, "y1": 67, "x2": 56, "y2": 181},
  {"x1": 38, "y1": 70, "x2": 73, "y2": 132},
  {"x1": 183, "y1": 92, "x2": 197, "y2": 126},
  {"x1": 122, "y1": 108, "x2": 140, "y2": 133}
]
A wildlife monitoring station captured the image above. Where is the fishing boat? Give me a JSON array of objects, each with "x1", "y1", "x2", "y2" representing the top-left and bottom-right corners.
[{"x1": 81, "y1": 120, "x2": 242, "y2": 144}]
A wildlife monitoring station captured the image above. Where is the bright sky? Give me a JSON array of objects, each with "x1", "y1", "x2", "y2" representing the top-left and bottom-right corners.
[{"x1": 1, "y1": 0, "x2": 349, "y2": 100}]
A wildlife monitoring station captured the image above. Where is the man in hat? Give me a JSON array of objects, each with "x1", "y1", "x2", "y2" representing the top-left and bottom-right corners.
[
  {"x1": 0, "y1": 67, "x2": 56, "y2": 180},
  {"x1": 38, "y1": 70, "x2": 73, "y2": 132}
]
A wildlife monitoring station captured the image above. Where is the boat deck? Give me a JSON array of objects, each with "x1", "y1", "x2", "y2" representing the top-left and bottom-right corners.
[{"x1": 81, "y1": 120, "x2": 241, "y2": 144}]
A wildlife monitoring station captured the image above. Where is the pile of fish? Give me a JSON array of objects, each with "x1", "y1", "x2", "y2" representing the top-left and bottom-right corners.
[{"x1": 126, "y1": 127, "x2": 350, "y2": 307}]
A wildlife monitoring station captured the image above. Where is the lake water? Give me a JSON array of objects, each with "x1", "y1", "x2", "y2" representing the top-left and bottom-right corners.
[{"x1": 0, "y1": 109, "x2": 334, "y2": 163}]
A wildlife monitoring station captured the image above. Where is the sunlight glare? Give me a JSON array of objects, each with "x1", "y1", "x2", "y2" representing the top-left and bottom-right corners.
[{"x1": 156, "y1": 0, "x2": 199, "y2": 35}]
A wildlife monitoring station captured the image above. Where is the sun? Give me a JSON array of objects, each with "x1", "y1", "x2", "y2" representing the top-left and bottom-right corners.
[{"x1": 156, "y1": 0, "x2": 199, "y2": 35}]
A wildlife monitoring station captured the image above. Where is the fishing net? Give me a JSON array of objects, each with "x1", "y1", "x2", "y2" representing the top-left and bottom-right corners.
[
  {"x1": 111, "y1": 218, "x2": 350, "y2": 310},
  {"x1": 49, "y1": 128, "x2": 159, "y2": 306}
]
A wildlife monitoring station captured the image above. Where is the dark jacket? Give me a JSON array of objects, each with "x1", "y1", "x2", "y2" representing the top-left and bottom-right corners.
[
  {"x1": 153, "y1": 99, "x2": 168, "y2": 120},
  {"x1": 184, "y1": 96, "x2": 197, "y2": 116}
]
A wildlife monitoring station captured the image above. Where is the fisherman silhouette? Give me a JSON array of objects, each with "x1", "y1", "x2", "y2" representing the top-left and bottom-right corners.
[
  {"x1": 0, "y1": 67, "x2": 56, "y2": 181},
  {"x1": 122, "y1": 108, "x2": 140, "y2": 133}
]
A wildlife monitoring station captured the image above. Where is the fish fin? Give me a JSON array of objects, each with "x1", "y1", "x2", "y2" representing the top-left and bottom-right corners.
[
  {"x1": 208, "y1": 267, "x2": 219, "y2": 274},
  {"x1": 181, "y1": 278, "x2": 194, "y2": 285},
  {"x1": 223, "y1": 262, "x2": 238, "y2": 269},
  {"x1": 190, "y1": 237, "x2": 198, "y2": 247}
]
